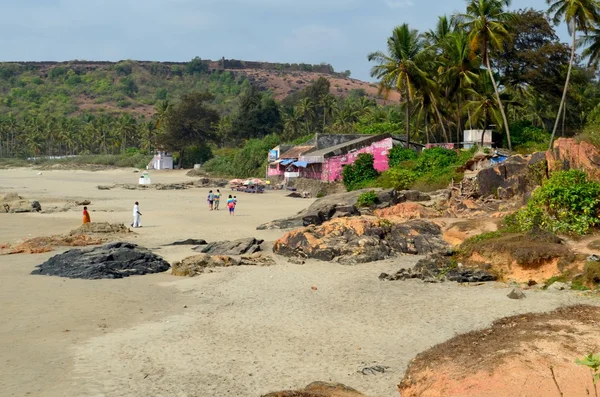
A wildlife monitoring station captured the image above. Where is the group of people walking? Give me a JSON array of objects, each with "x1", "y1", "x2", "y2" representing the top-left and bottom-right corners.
[
  {"x1": 82, "y1": 190, "x2": 238, "y2": 226},
  {"x1": 207, "y1": 189, "x2": 237, "y2": 215}
]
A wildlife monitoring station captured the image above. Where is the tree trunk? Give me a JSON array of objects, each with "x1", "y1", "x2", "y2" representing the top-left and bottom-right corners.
[
  {"x1": 562, "y1": 101, "x2": 566, "y2": 137},
  {"x1": 425, "y1": 107, "x2": 430, "y2": 145},
  {"x1": 405, "y1": 99, "x2": 411, "y2": 149},
  {"x1": 485, "y1": 53, "x2": 512, "y2": 151},
  {"x1": 549, "y1": 21, "x2": 576, "y2": 150},
  {"x1": 457, "y1": 96, "x2": 463, "y2": 147},
  {"x1": 432, "y1": 97, "x2": 449, "y2": 143},
  {"x1": 178, "y1": 149, "x2": 184, "y2": 169}
]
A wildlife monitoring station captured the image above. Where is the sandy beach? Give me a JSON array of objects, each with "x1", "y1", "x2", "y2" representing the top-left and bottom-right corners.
[{"x1": 0, "y1": 168, "x2": 596, "y2": 397}]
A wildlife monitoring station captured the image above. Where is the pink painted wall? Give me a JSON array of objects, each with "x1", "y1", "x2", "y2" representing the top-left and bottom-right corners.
[
  {"x1": 267, "y1": 164, "x2": 284, "y2": 177},
  {"x1": 320, "y1": 137, "x2": 393, "y2": 182}
]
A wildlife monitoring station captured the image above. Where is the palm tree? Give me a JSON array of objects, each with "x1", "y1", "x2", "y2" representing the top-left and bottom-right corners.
[
  {"x1": 297, "y1": 98, "x2": 315, "y2": 134},
  {"x1": 283, "y1": 107, "x2": 302, "y2": 140},
  {"x1": 548, "y1": 0, "x2": 600, "y2": 148},
  {"x1": 466, "y1": 73, "x2": 503, "y2": 146},
  {"x1": 368, "y1": 23, "x2": 433, "y2": 148},
  {"x1": 457, "y1": 0, "x2": 515, "y2": 150},
  {"x1": 320, "y1": 95, "x2": 337, "y2": 131}
]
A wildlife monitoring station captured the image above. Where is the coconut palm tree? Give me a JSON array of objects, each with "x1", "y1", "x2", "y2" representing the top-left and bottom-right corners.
[
  {"x1": 297, "y1": 98, "x2": 315, "y2": 134},
  {"x1": 320, "y1": 94, "x2": 337, "y2": 131},
  {"x1": 465, "y1": 73, "x2": 503, "y2": 147},
  {"x1": 457, "y1": 0, "x2": 515, "y2": 150},
  {"x1": 368, "y1": 23, "x2": 433, "y2": 148},
  {"x1": 548, "y1": 0, "x2": 600, "y2": 148}
]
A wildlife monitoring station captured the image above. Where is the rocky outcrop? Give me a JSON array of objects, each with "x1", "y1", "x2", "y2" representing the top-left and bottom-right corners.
[
  {"x1": 166, "y1": 239, "x2": 207, "y2": 246},
  {"x1": 398, "y1": 305, "x2": 600, "y2": 397},
  {"x1": 379, "y1": 254, "x2": 497, "y2": 283},
  {"x1": 257, "y1": 188, "x2": 430, "y2": 230},
  {"x1": 31, "y1": 242, "x2": 170, "y2": 279},
  {"x1": 172, "y1": 252, "x2": 275, "y2": 276},
  {"x1": 547, "y1": 137, "x2": 600, "y2": 180},
  {"x1": 273, "y1": 217, "x2": 451, "y2": 265},
  {"x1": 195, "y1": 238, "x2": 263, "y2": 255},
  {"x1": 374, "y1": 202, "x2": 440, "y2": 220},
  {"x1": 1, "y1": 192, "x2": 42, "y2": 213},
  {"x1": 262, "y1": 382, "x2": 366, "y2": 397},
  {"x1": 470, "y1": 152, "x2": 547, "y2": 199},
  {"x1": 69, "y1": 222, "x2": 130, "y2": 235}
]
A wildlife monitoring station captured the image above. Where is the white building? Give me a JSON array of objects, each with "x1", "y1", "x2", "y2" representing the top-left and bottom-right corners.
[
  {"x1": 148, "y1": 151, "x2": 173, "y2": 170},
  {"x1": 463, "y1": 130, "x2": 492, "y2": 149}
]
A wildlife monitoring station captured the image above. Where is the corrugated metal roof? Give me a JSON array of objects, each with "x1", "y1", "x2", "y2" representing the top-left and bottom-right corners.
[
  {"x1": 279, "y1": 145, "x2": 315, "y2": 159},
  {"x1": 300, "y1": 134, "x2": 391, "y2": 160}
]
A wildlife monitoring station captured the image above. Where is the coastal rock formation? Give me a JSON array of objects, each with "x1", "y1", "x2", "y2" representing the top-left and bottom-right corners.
[
  {"x1": 69, "y1": 222, "x2": 130, "y2": 235},
  {"x1": 1, "y1": 193, "x2": 42, "y2": 213},
  {"x1": 273, "y1": 217, "x2": 451, "y2": 265},
  {"x1": 195, "y1": 237, "x2": 263, "y2": 255},
  {"x1": 262, "y1": 382, "x2": 366, "y2": 397},
  {"x1": 547, "y1": 137, "x2": 600, "y2": 180},
  {"x1": 31, "y1": 242, "x2": 170, "y2": 279},
  {"x1": 458, "y1": 229, "x2": 577, "y2": 283},
  {"x1": 373, "y1": 202, "x2": 440, "y2": 220},
  {"x1": 172, "y1": 252, "x2": 275, "y2": 276},
  {"x1": 398, "y1": 305, "x2": 600, "y2": 397},
  {"x1": 470, "y1": 152, "x2": 547, "y2": 199},
  {"x1": 379, "y1": 254, "x2": 497, "y2": 283},
  {"x1": 166, "y1": 239, "x2": 207, "y2": 246},
  {"x1": 257, "y1": 188, "x2": 428, "y2": 230}
]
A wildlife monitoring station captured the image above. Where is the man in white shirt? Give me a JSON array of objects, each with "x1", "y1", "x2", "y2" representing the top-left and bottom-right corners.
[{"x1": 132, "y1": 201, "x2": 142, "y2": 228}]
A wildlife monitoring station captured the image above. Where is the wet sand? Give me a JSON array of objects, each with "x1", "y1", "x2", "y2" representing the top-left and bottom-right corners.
[{"x1": 0, "y1": 168, "x2": 596, "y2": 397}]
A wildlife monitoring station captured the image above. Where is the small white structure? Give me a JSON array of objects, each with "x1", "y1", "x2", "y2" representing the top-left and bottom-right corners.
[
  {"x1": 139, "y1": 171, "x2": 152, "y2": 185},
  {"x1": 148, "y1": 151, "x2": 173, "y2": 170},
  {"x1": 463, "y1": 130, "x2": 492, "y2": 149}
]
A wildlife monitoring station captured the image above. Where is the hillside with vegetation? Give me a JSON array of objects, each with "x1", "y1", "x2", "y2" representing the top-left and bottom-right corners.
[{"x1": 3, "y1": 1, "x2": 600, "y2": 178}]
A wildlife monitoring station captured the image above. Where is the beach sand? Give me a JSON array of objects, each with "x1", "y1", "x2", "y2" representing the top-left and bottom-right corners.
[{"x1": 0, "y1": 168, "x2": 594, "y2": 397}]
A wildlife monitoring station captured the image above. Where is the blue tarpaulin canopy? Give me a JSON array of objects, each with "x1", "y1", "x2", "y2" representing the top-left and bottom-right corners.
[
  {"x1": 280, "y1": 159, "x2": 295, "y2": 166},
  {"x1": 292, "y1": 161, "x2": 308, "y2": 168}
]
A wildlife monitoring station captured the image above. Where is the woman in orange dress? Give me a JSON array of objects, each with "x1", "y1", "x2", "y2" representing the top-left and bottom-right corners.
[{"x1": 82, "y1": 206, "x2": 91, "y2": 224}]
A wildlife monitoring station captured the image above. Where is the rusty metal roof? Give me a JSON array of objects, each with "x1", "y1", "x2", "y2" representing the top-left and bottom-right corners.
[{"x1": 279, "y1": 145, "x2": 315, "y2": 159}]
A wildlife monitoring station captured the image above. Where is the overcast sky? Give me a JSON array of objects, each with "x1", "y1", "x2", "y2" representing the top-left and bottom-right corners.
[{"x1": 1, "y1": 0, "x2": 566, "y2": 81}]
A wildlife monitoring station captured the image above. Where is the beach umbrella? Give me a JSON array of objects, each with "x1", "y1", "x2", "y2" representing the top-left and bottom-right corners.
[
  {"x1": 249, "y1": 178, "x2": 264, "y2": 185},
  {"x1": 229, "y1": 178, "x2": 243, "y2": 184}
]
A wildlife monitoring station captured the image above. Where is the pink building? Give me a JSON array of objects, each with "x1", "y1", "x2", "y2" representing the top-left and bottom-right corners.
[
  {"x1": 267, "y1": 145, "x2": 315, "y2": 179},
  {"x1": 298, "y1": 134, "x2": 394, "y2": 182}
]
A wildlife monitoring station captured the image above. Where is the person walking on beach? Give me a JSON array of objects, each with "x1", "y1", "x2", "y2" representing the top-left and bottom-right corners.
[
  {"x1": 214, "y1": 189, "x2": 221, "y2": 210},
  {"x1": 82, "y1": 206, "x2": 91, "y2": 224},
  {"x1": 227, "y1": 194, "x2": 236, "y2": 216},
  {"x1": 132, "y1": 201, "x2": 142, "y2": 228},
  {"x1": 207, "y1": 190, "x2": 215, "y2": 210}
]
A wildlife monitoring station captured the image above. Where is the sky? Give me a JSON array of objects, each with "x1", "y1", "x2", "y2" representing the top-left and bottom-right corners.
[{"x1": 1, "y1": 0, "x2": 567, "y2": 81}]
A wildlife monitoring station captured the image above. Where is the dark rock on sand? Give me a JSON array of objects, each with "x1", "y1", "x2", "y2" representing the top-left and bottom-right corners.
[
  {"x1": 379, "y1": 254, "x2": 497, "y2": 283},
  {"x1": 274, "y1": 218, "x2": 451, "y2": 265},
  {"x1": 507, "y1": 289, "x2": 526, "y2": 299},
  {"x1": 195, "y1": 237, "x2": 263, "y2": 255},
  {"x1": 262, "y1": 381, "x2": 366, "y2": 397},
  {"x1": 31, "y1": 242, "x2": 170, "y2": 279},
  {"x1": 166, "y1": 239, "x2": 208, "y2": 246},
  {"x1": 257, "y1": 188, "x2": 403, "y2": 230}
]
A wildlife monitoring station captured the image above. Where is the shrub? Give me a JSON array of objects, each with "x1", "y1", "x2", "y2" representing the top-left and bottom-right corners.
[
  {"x1": 356, "y1": 190, "x2": 378, "y2": 207},
  {"x1": 505, "y1": 170, "x2": 600, "y2": 235},
  {"x1": 415, "y1": 147, "x2": 459, "y2": 174},
  {"x1": 388, "y1": 146, "x2": 418, "y2": 168},
  {"x1": 584, "y1": 261, "x2": 600, "y2": 285},
  {"x1": 342, "y1": 153, "x2": 379, "y2": 191},
  {"x1": 377, "y1": 167, "x2": 417, "y2": 190}
]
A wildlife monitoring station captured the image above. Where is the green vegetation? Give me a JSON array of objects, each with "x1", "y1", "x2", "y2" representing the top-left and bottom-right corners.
[
  {"x1": 576, "y1": 353, "x2": 600, "y2": 393},
  {"x1": 356, "y1": 190, "x2": 379, "y2": 207},
  {"x1": 377, "y1": 168, "x2": 417, "y2": 190},
  {"x1": 387, "y1": 146, "x2": 418, "y2": 167},
  {"x1": 342, "y1": 153, "x2": 379, "y2": 191},
  {"x1": 584, "y1": 261, "x2": 600, "y2": 286},
  {"x1": 505, "y1": 170, "x2": 600, "y2": 235}
]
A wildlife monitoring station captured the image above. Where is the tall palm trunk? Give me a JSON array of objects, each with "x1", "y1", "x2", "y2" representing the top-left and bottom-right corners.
[
  {"x1": 432, "y1": 101, "x2": 449, "y2": 143},
  {"x1": 485, "y1": 53, "x2": 512, "y2": 151},
  {"x1": 457, "y1": 96, "x2": 463, "y2": 146},
  {"x1": 424, "y1": 107, "x2": 430, "y2": 145},
  {"x1": 405, "y1": 99, "x2": 411, "y2": 149},
  {"x1": 549, "y1": 21, "x2": 576, "y2": 150}
]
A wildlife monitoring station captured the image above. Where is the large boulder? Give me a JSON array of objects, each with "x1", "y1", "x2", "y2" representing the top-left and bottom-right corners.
[
  {"x1": 273, "y1": 217, "x2": 451, "y2": 265},
  {"x1": 379, "y1": 254, "x2": 497, "y2": 283},
  {"x1": 69, "y1": 222, "x2": 130, "y2": 235},
  {"x1": 195, "y1": 237, "x2": 263, "y2": 255},
  {"x1": 172, "y1": 252, "x2": 275, "y2": 276},
  {"x1": 258, "y1": 188, "x2": 409, "y2": 230},
  {"x1": 31, "y1": 242, "x2": 170, "y2": 279},
  {"x1": 547, "y1": 137, "x2": 600, "y2": 180},
  {"x1": 473, "y1": 152, "x2": 547, "y2": 199}
]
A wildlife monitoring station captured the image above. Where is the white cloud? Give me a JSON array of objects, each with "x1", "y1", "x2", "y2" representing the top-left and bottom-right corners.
[{"x1": 385, "y1": 0, "x2": 414, "y2": 8}]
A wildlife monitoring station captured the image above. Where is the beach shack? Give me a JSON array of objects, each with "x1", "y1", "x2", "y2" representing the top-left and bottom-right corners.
[
  {"x1": 148, "y1": 151, "x2": 173, "y2": 170},
  {"x1": 269, "y1": 145, "x2": 315, "y2": 182},
  {"x1": 299, "y1": 134, "x2": 394, "y2": 182}
]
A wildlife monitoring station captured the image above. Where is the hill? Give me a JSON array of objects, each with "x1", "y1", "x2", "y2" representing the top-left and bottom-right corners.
[{"x1": 0, "y1": 59, "x2": 398, "y2": 119}]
